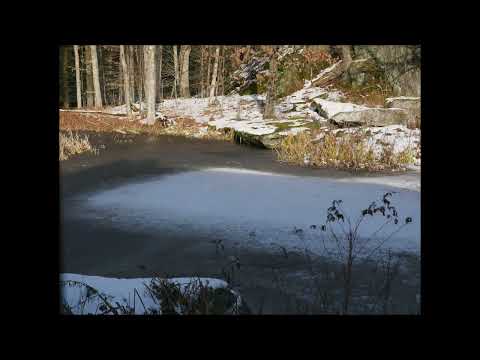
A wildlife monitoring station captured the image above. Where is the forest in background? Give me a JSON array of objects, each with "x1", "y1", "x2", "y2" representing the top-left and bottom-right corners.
[{"x1": 59, "y1": 45, "x2": 421, "y2": 122}]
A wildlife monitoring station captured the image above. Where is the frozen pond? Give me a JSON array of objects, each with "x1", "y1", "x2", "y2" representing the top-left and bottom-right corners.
[{"x1": 70, "y1": 167, "x2": 420, "y2": 258}]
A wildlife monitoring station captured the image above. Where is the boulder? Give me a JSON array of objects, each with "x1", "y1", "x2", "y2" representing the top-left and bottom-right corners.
[
  {"x1": 208, "y1": 115, "x2": 315, "y2": 149},
  {"x1": 386, "y1": 97, "x2": 420, "y2": 128},
  {"x1": 330, "y1": 108, "x2": 409, "y2": 128}
]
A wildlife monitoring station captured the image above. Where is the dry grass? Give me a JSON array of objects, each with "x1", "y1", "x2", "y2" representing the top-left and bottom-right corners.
[
  {"x1": 274, "y1": 129, "x2": 416, "y2": 172},
  {"x1": 60, "y1": 131, "x2": 98, "y2": 161},
  {"x1": 60, "y1": 111, "x2": 167, "y2": 135},
  {"x1": 334, "y1": 81, "x2": 393, "y2": 107},
  {"x1": 59, "y1": 111, "x2": 232, "y2": 142}
]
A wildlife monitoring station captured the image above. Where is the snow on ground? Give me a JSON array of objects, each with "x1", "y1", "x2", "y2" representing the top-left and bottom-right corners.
[
  {"x1": 61, "y1": 273, "x2": 237, "y2": 315},
  {"x1": 313, "y1": 125, "x2": 421, "y2": 163},
  {"x1": 101, "y1": 80, "x2": 418, "y2": 154},
  {"x1": 73, "y1": 168, "x2": 420, "y2": 258},
  {"x1": 277, "y1": 127, "x2": 310, "y2": 136},
  {"x1": 312, "y1": 98, "x2": 368, "y2": 117},
  {"x1": 385, "y1": 96, "x2": 420, "y2": 103}
]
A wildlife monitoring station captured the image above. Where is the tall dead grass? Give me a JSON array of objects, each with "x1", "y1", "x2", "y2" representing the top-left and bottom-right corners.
[
  {"x1": 274, "y1": 129, "x2": 416, "y2": 171},
  {"x1": 60, "y1": 131, "x2": 98, "y2": 161}
]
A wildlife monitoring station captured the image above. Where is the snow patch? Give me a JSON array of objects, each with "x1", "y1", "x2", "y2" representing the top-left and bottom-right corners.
[{"x1": 61, "y1": 273, "x2": 238, "y2": 315}]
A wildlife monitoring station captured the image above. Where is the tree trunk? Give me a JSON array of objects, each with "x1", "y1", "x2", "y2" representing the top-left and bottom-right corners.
[
  {"x1": 209, "y1": 46, "x2": 220, "y2": 103},
  {"x1": 179, "y1": 45, "x2": 191, "y2": 98},
  {"x1": 85, "y1": 47, "x2": 94, "y2": 108},
  {"x1": 143, "y1": 45, "x2": 156, "y2": 125},
  {"x1": 127, "y1": 46, "x2": 135, "y2": 103},
  {"x1": 157, "y1": 45, "x2": 163, "y2": 100},
  {"x1": 99, "y1": 47, "x2": 107, "y2": 106},
  {"x1": 206, "y1": 46, "x2": 211, "y2": 96},
  {"x1": 63, "y1": 46, "x2": 70, "y2": 108},
  {"x1": 90, "y1": 45, "x2": 103, "y2": 108},
  {"x1": 119, "y1": 45, "x2": 131, "y2": 116},
  {"x1": 73, "y1": 45, "x2": 82, "y2": 108},
  {"x1": 264, "y1": 48, "x2": 278, "y2": 119},
  {"x1": 340, "y1": 45, "x2": 353, "y2": 66},
  {"x1": 200, "y1": 46, "x2": 205, "y2": 98},
  {"x1": 310, "y1": 45, "x2": 353, "y2": 88},
  {"x1": 171, "y1": 45, "x2": 179, "y2": 98},
  {"x1": 136, "y1": 46, "x2": 144, "y2": 107},
  {"x1": 220, "y1": 46, "x2": 225, "y2": 96}
]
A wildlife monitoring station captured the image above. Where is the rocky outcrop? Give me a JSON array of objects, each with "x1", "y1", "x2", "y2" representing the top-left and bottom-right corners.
[
  {"x1": 352, "y1": 46, "x2": 421, "y2": 97},
  {"x1": 330, "y1": 108, "x2": 409, "y2": 128},
  {"x1": 229, "y1": 46, "x2": 335, "y2": 97},
  {"x1": 307, "y1": 57, "x2": 378, "y2": 89},
  {"x1": 386, "y1": 97, "x2": 420, "y2": 128},
  {"x1": 230, "y1": 57, "x2": 270, "y2": 95},
  {"x1": 306, "y1": 98, "x2": 409, "y2": 128},
  {"x1": 207, "y1": 78, "x2": 411, "y2": 147}
]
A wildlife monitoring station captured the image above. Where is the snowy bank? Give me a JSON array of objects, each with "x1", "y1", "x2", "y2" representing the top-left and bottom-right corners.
[{"x1": 60, "y1": 273, "x2": 242, "y2": 315}]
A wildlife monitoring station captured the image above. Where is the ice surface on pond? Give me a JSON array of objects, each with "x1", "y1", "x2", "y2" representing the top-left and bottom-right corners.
[{"x1": 75, "y1": 168, "x2": 420, "y2": 257}]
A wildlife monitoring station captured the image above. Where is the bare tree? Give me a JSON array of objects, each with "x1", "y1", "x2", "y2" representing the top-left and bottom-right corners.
[
  {"x1": 208, "y1": 46, "x2": 220, "y2": 104},
  {"x1": 179, "y1": 45, "x2": 191, "y2": 98},
  {"x1": 119, "y1": 45, "x2": 131, "y2": 116},
  {"x1": 73, "y1": 45, "x2": 82, "y2": 108},
  {"x1": 142, "y1": 45, "x2": 156, "y2": 124},
  {"x1": 90, "y1": 45, "x2": 103, "y2": 108}
]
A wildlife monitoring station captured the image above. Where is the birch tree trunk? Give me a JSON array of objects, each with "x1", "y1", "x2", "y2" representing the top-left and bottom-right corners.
[
  {"x1": 143, "y1": 45, "x2": 156, "y2": 125},
  {"x1": 119, "y1": 45, "x2": 131, "y2": 116},
  {"x1": 85, "y1": 47, "x2": 94, "y2": 107},
  {"x1": 179, "y1": 45, "x2": 191, "y2": 98},
  {"x1": 209, "y1": 46, "x2": 220, "y2": 104},
  {"x1": 73, "y1": 45, "x2": 82, "y2": 108},
  {"x1": 90, "y1": 45, "x2": 103, "y2": 108},
  {"x1": 63, "y1": 46, "x2": 70, "y2": 108}
]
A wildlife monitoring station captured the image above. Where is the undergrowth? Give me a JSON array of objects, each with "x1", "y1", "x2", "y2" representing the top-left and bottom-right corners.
[{"x1": 274, "y1": 128, "x2": 417, "y2": 171}]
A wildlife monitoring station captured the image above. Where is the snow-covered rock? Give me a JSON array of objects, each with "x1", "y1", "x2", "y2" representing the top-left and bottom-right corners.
[
  {"x1": 386, "y1": 97, "x2": 420, "y2": 128},
  {"x1": 330, "y1": 107, "x2": 409, "y2": 127}
]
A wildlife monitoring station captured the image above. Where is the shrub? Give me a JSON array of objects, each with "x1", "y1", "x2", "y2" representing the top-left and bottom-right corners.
[{"x1": 317, "y1": 194, "x2": 414, "y2": 313}]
